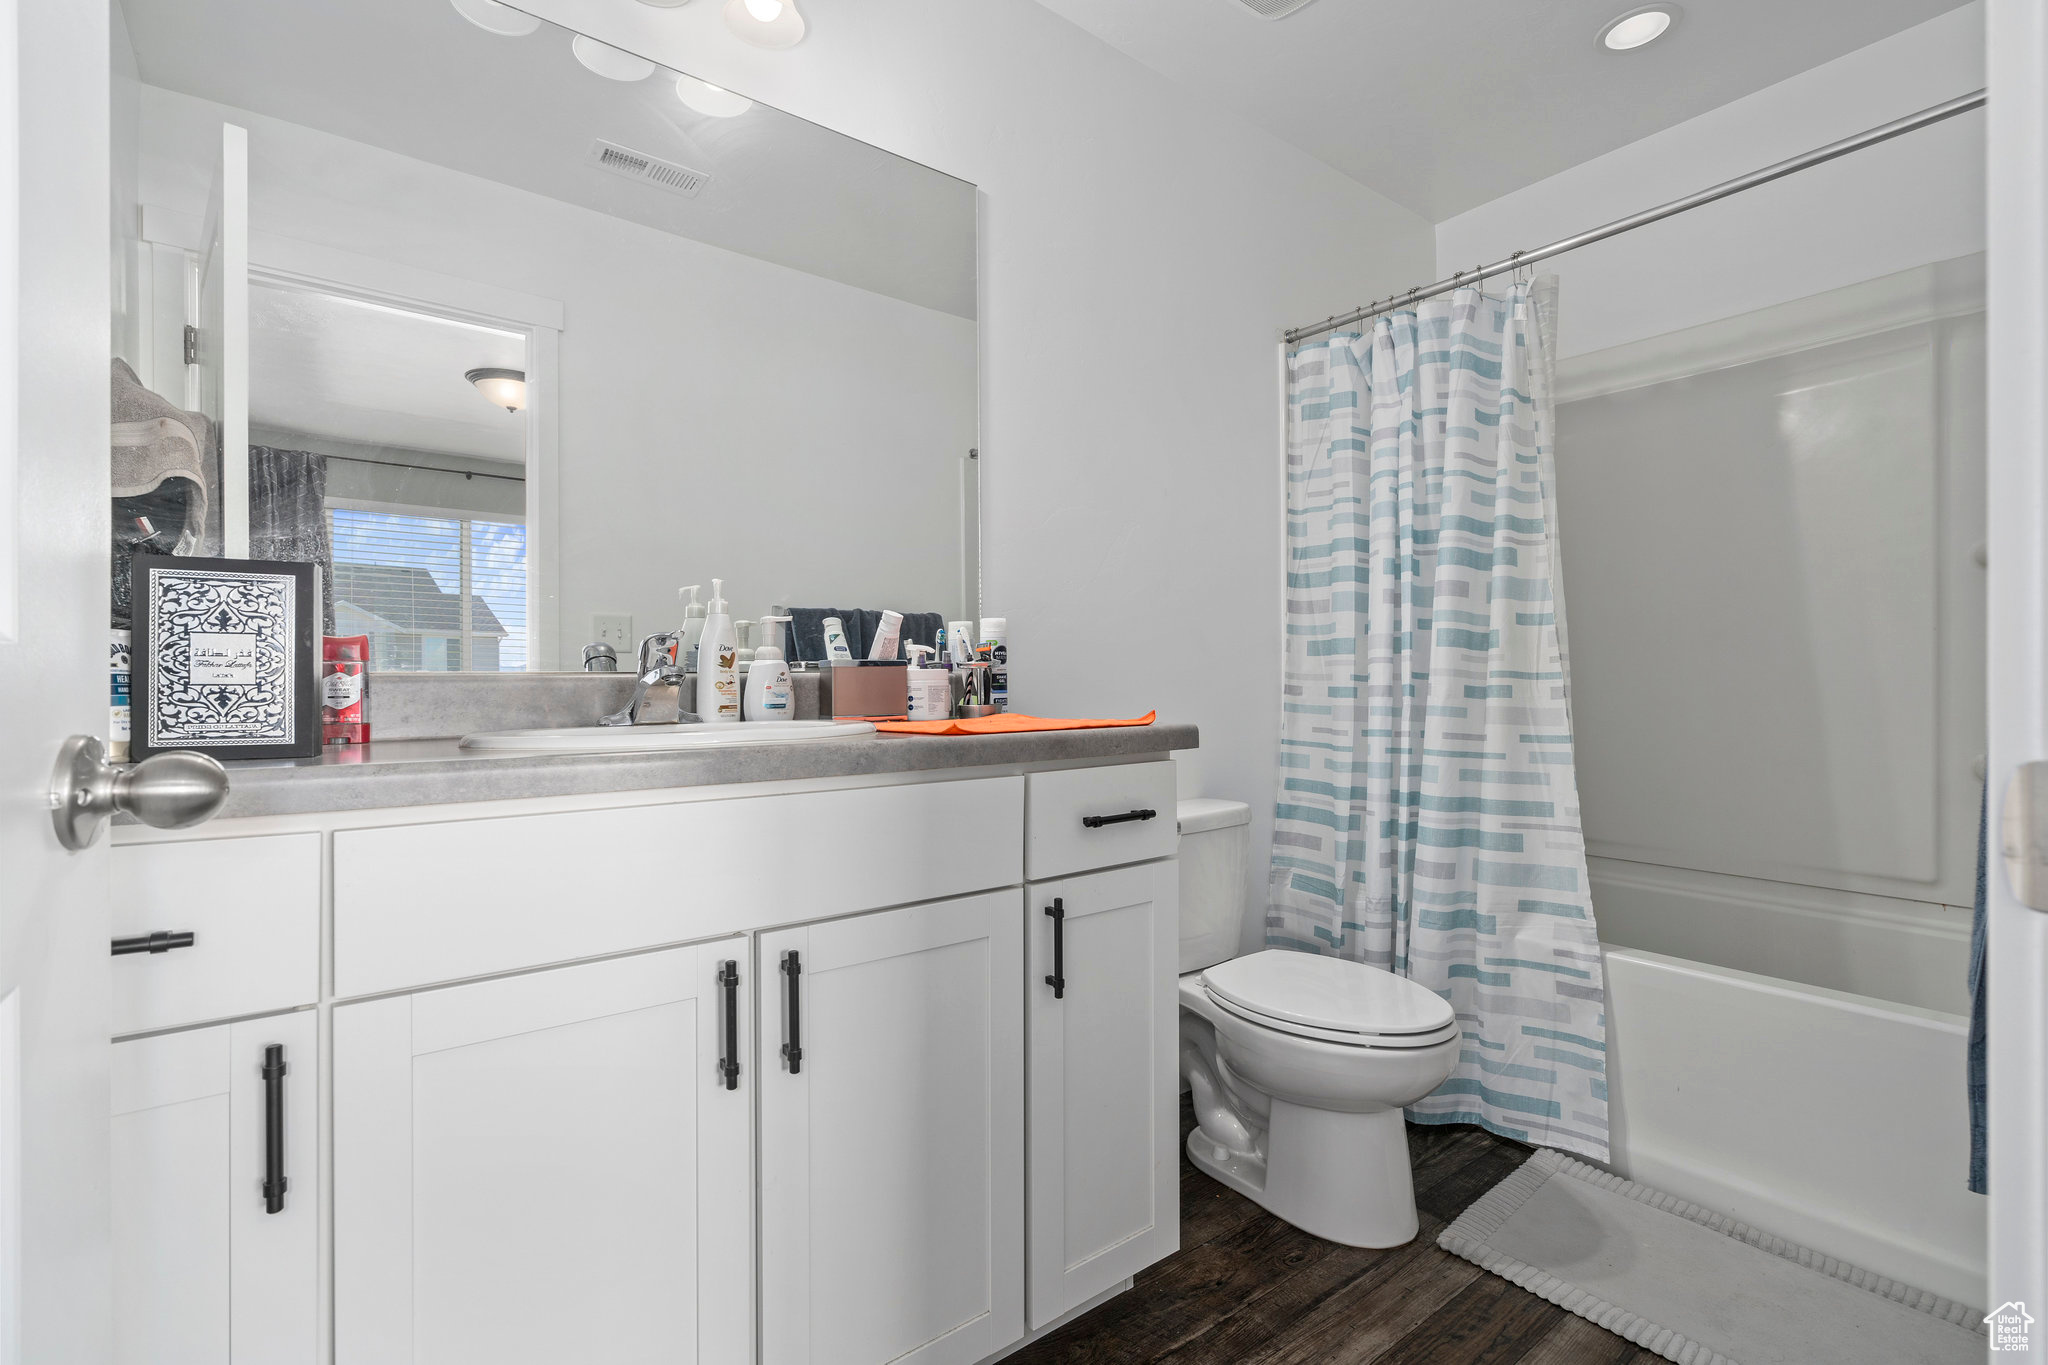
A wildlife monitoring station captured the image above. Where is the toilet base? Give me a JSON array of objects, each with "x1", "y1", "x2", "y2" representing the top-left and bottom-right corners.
[{"x1": 1187, "y1": 1100, "x2": 1420, "y2": 1248}]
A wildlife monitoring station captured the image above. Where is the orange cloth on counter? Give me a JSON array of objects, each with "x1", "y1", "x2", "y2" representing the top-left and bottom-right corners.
[{"x1": 873, "y1": 711, "x2": 1156, "y2": 736}]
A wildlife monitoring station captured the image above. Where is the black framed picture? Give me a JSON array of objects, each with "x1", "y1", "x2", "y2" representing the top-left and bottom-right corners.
[{"x1": 131, "y1": 555, "x2": 322, "y2": 761}]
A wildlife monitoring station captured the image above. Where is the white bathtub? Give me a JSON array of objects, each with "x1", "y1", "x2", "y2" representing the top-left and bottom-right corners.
[{"x1": 1602, "y1": 946, "x2": 1985, "y2": 1308}]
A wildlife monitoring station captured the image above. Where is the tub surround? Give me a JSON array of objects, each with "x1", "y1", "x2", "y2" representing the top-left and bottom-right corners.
[{"x1": 136, "y1": 722, "x2": 1198, "y2": 821}]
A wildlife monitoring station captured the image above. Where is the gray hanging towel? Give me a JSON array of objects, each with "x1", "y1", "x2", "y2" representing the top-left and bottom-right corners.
[{"x1": 111, "y1": 358, "x2": 213, "y2": 552}]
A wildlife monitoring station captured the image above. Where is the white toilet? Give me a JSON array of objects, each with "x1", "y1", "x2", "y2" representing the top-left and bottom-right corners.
[{"x1": 1176, "y1": 799, "x2": 1460, "y2": 1248}]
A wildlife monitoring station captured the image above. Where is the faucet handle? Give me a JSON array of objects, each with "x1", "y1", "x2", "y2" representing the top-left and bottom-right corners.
[{"x1": 636, "y1": 631, "x2": 679, "y2": 674}]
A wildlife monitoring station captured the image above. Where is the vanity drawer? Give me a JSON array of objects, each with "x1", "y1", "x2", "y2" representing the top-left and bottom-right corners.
[
  {"x1": 109, "y1": 833, "x2": 323, "y2": 1035},
  {"x1": 332, "y1": 775, "x2": 1025, "y2": 997},
  {"x1": 1025, "y1": 761, "x2": 1177, "y2": 880}
]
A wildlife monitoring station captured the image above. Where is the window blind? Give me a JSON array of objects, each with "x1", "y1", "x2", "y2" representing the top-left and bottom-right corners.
[{"x1": 326, "y1": 505, "x2": 527, "y2": 672}]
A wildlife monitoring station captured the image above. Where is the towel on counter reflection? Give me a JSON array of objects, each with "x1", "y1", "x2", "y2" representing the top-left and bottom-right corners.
[{"x1": 784, "y1": 608, "x2": 944, "y2": 661}]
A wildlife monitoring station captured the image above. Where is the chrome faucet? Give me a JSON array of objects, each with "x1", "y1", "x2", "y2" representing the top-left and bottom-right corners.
[{"x1": 598, "y1": 631, "x2": 703, "y2": 727}]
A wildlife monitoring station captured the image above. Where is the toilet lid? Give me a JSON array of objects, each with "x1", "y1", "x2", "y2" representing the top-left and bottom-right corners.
[{"x1": 1201, "y1": 950, "x2": 1455, "y2": 1039}]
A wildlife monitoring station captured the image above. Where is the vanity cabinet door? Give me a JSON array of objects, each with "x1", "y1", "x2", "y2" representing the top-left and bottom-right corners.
[
  {"x1": 758, "y1": 891, "x2": 1024, "y2": 1365},
  {"x1": 1025, "y1": 859, "x2": 1180, "y2": 1327},
  {"x1": 111, "y1": 1010, "x2": 319, "y2": 1364},
  {"x1": 333, "y1": 940, "x2": 752, "y2": 1365}
]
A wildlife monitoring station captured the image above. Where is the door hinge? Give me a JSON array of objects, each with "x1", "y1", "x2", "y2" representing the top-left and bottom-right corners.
[
  {"x1": 2002, "y1": 761, "x2": 2048, "y2": 910},
  {"x1": 183, "y1": 324, "x2": 200, "y2": 366}
]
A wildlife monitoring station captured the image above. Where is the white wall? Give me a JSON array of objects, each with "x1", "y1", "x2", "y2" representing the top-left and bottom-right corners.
[
  {"x1": 137, "y1": 84, "x2": 980, "y2": 668},
  {"x1": 1436, "y1": 5, "x2": 1986, "y2": 1011},
  {"x1": 491, "y1": 0, "x2": 1438, "y2": 950}
]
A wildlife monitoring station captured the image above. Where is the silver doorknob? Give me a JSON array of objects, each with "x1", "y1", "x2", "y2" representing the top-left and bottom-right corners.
[{"x1": 48, "y1": 735, "x2": 229, "y2": 851}]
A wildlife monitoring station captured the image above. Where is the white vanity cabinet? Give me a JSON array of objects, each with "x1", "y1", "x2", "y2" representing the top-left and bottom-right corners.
[
  {"x1": 332, "y1": 940, "x2": 753, "y2": 1365},
  {"x1": 1023, "y1": 859, "x2": 1180, "y2": 1328},
  {"x1": 758, "y1": 890, "x2": 1024, "y2": 1365},
  {"x1": 108, "y1": 753, "x2": 1187, "y2": 1363},
  {"x1": 111, "y1": 1010, "x2": 319, "y2": 1365}
]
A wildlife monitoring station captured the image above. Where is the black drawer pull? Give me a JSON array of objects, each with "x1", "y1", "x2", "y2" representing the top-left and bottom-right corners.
[
  {"x1": 1044, "y1": 898, "x2": 1066, "y2": 1000},
  {"x1": 717, "y1": 959, "x2": 741, "y2": 1091},
  {"x1": 111, "y1": 931, "x2": 196, "y2": 956},
  {"x1": 780, "y1": 951, "x2": 803, "y2": 1075},
  {"x1": 1082, "y1": 808, "x2": 1157, "y2": 829},
  {"x1": 261, "y1": 1044, "x2": 288, "y2": 1215}
]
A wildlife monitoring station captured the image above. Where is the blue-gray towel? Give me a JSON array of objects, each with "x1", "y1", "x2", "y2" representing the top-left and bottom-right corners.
[{"x1": 1970, "y1": 776, "x2": 1987, "y2": 1195}]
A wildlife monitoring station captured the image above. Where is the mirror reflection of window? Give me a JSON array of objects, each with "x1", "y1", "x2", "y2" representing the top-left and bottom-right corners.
[{"x1": 249, "y1": 282, "x2": 530, "y2": 673}]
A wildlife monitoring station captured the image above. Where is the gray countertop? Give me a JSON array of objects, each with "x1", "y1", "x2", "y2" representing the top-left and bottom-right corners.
[{"x1": 174, "y1": 722, "x2": 1200, "y2": 820}]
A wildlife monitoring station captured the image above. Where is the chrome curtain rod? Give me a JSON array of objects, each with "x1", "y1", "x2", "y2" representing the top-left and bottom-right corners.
[{"x1": 1284, "y1": 88, "x2": 1987, "y2": 347}]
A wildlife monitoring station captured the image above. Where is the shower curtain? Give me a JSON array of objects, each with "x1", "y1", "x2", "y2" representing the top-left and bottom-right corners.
[{"x1": 1269, "y1": 280, "x2": 1609, "y2": 1161}]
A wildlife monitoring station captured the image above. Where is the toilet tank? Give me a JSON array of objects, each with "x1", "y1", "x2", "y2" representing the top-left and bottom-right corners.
[{"x1": 1177, "y1": 799, "x2": 1251, "y2": 973}]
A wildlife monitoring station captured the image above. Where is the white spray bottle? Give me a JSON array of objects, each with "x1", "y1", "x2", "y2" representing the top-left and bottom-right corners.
[
  {"x1": 697, "y1": 579, "x2": 740, "y2": 722},
  {"x1": 745, "y1": 615, "x2": 794, "y2": 721}
]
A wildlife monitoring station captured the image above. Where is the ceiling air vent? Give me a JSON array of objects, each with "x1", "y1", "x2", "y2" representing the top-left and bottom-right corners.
[
  {"x1": 588, "y1": 139, "x2": 710, "y2": 198},
  {"x1": 1229, "y1": 0, "x2": 1321, "y2": 16}
]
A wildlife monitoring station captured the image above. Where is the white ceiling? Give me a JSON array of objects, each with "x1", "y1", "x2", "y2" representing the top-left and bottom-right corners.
[
  {"x1": 119, "y1": 0, "x2": 977, "y2": 318},
  {"x1": 1031, "y1": 0, "x2": 1974, "y2": 220},
  {"x1": 249, "y1": 283, "x2": 529, "y2": 463}
]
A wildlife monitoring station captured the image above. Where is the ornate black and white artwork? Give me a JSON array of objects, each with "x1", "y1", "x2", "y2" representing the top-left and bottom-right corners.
[{"x1": 132, "y1": 555, "x2": 321, "y2": 760}]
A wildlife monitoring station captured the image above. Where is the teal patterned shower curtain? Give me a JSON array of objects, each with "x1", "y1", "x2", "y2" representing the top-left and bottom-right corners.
[{"x1": 1269, "y1": 280, "x2": 1609, "y2": 1161}]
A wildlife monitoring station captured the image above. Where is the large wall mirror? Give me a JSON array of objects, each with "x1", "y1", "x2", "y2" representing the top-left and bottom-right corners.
[{"x1": 110, "y1": 0, "x2": 978, "y2": 671}]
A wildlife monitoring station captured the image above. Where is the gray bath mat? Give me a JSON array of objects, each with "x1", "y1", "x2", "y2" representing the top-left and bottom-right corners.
[{"x1": 1438, "y1": 1148, "x2": 1984, "y2": 1365}]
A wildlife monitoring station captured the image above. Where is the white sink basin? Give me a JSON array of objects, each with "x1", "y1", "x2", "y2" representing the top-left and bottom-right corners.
[{"x1": 460, "y1": 720, "x2": 876, "y2": 752}]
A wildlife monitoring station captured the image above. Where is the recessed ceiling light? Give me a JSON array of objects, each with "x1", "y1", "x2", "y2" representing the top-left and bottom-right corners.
[
  {"x1": 448, "y1": 0, "x2": 541, "y2": 38},
  {"x1": 1599, "y1": 6, "x2": 1675, "y2": 51},
  {"x1": 571, "y1": 34, "x2": 658, "y2": 81},
  {"x1": 677, "y1": 74, "x2": 754, "y2": 118},
  {"x1": 723, "y1": 0, "x2": 806, "y2": 49}
]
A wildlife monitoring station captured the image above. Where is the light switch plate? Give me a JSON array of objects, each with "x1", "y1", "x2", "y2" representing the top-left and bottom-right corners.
[{"x1": 591, "y1": 613, "x2": 633, "y2": 653}]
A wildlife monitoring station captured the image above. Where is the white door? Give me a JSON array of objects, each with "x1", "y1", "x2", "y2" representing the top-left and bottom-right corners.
[
  {"x1": 1987, "y1": 0, "x2": 2048, "y2": 1325},
  {"x1": 1024, "y1": 861, "x2": 1178, "y2": 1327},
  {"x1": 0, "y1": 1, "x2": 126, "y2": 1360},
  {"x1": 111, "y1": 1010, "x2": 317, "y2": 1364},
  {"x1": 759, "y1": 891, "x2": 1023, "y2": 1365},
  {"x1": 332, "y1": 941, "x2": 752, "y2": 1363},
  {"x1": 195, "y1": 123, "x2": 247, "y2": 557}
]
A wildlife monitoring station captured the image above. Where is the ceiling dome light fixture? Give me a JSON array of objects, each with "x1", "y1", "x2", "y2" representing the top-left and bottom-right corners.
[
  {"x1": 1598, "y1": 6, "x2": 1675, "y2": 51},
  {"x1": 722, "y1": 0, "x2": 806, "y2": 49},
  {"x1": 571, "y1": 34, "x2": 658, "y2": 81},
  {"x1": 466, "y1": 368, "x2": 528, "y2": 413},
  {"x1": 448, "y1": 0, "x2": 541, "y2": 37},
  {"x1": 676, "y1": 74, "x2": 754, "y2": 118}
]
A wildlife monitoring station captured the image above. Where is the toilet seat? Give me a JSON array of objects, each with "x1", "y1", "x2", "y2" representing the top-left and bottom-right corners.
[{"x1": 1200, "y1": 950, "x2": 1458, "y2": 1050}]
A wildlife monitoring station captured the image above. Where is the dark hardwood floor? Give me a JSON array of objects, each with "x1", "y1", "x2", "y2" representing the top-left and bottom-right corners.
[{"x1": 1006, "y1": 1102, "x2": 1653, "y2": 1365}]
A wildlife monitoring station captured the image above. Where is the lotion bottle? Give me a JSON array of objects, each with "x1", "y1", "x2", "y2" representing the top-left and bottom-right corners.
[
  {"x1": 698, "y1": 579, "x2": 740, "y2": 722},
  {"x1": 677, "y1": 585, "x2": 706, "y2": 670},
  {"x1": 744, "y1": 615, "x2": 794, "y2": 720},
  {"x1": 822, "y1": 616, "x2": 854, "y2": 662},
  {"x1": 904, "y1": 644, "x2": 950, "y2": 721}
]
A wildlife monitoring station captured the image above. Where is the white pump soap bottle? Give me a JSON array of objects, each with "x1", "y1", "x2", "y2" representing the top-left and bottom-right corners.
[
  {"x1": 744, "y1": 615, "x2": 794, "y2": 721},
  {"x1": 677, "y1": 585, "x2": 707, "y2": 670},
  {"x1": 697, "y1": 579, "x2": 740, "y2": 723}
]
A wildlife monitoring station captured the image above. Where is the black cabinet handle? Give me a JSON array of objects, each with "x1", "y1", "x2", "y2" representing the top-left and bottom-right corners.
[
  {"x1": 1081, "y1": 808, "x2": 1156, "y2": 829},
  {"x1": 1044, "y1": 898, "x2": 1066, "y2": 1000},
  {"x1": 260, "y1": 1044, "x2": 288, "y2": 1215},
  {"x1": 111, "y1": 930, "x2": 196, "y2": 956},
  {"x1": 780, "y1": 951, "x2": 803, "y2": 1075},
  {"x1": 717, "y1": 959, "x2": 741, "y2": 1091}
]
